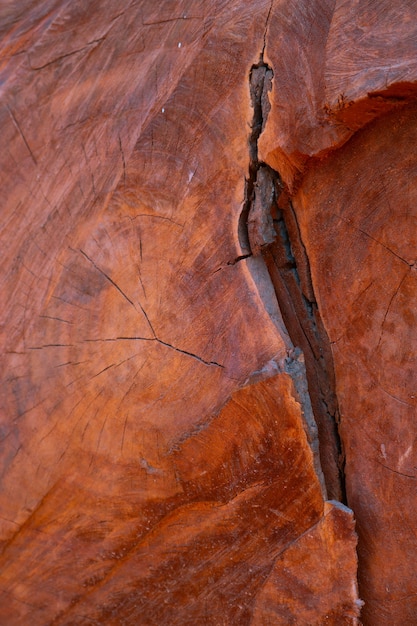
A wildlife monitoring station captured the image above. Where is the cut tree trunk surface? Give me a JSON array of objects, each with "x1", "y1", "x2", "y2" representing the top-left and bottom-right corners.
[{"x1": 0, "y1": 1, "x2": 416, "y2": 624}]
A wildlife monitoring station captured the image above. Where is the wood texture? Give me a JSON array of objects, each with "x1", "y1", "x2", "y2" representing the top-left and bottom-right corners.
[
  {"x1": 292, "y1": 103, "x2": 417, "y2": 624},
  {"x1": 0, "y1": 1, "x2": 416, "y2": 624}
]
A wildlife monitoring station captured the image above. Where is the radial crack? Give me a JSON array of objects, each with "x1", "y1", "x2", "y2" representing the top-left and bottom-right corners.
[
  {"x1": 80, "y1": 335, "x2": 223, "y2": 368},
  {"x1": 6, "y1": 105, "x2": 37, "y2": 165},
  {"x1": 78, "y1": 248, "x2": 156, "y2": 336},
  {"x1": 155, "y1": 338, "x2": 224, "y2": 368}
]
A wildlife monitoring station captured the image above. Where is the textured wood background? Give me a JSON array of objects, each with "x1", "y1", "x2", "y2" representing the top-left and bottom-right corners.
[{"x1": 1, "y1": 1, "x2": 416, "y2": 623}]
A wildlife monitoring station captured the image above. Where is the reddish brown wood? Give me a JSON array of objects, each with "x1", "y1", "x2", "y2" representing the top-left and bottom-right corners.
[
  {"x1": 1, "y1": 1, "x2": 416, "y2": 624},
  {"x1": 251, "y1": 501, "x2": 360, "y2": 625},
  {"x1": 259, "y1": 2, "x2": 417, "y2": 623},
  {"x1": 291, "y1": 104, "x2": 417, "y2": 624}
]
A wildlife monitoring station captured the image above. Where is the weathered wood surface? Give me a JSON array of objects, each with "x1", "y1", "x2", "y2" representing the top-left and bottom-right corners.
[
  {"x1": 0, "y1": 1, "x2": 416, "y2": 624},
  {"x1": 291, "y1": 103, "x2": 417, "y2": 624}
]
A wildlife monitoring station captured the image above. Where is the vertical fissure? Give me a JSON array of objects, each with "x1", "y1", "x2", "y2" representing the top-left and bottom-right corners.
[
  {"x1": 238, "y1": 56, "x2": 273, "y2": 255},
  {"x1": 243, "y1": 55, "x2": 347, "y2": 504}
]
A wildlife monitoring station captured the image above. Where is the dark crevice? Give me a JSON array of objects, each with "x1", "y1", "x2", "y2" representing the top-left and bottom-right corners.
[
  {"x1": 238, "y1": 56, "x2": 273, "y2": 255},
  {"x1": 243, "y1": 55, "x2": 347, "y2": 504},
  {"x1": 227, "y1": 253, "x2": 252, "y2": 266}
]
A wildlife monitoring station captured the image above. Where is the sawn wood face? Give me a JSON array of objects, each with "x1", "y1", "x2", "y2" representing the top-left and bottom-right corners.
[{"x1": 1, "y1": 0, "x2": 416, "y2": 623}]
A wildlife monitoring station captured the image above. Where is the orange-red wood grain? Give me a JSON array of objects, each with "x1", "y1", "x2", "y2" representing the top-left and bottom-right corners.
[{"x1": 1, "y1": 0, "x2": 416, "y2": 623}]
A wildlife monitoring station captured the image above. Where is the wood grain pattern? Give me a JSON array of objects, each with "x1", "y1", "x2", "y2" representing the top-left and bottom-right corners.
[
  {"x1": 1, "y1": 0, "x2": 416, "y2": 623},
  {"x1": 292, "y1": 103, "x2": 417, "y2": 624}
]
